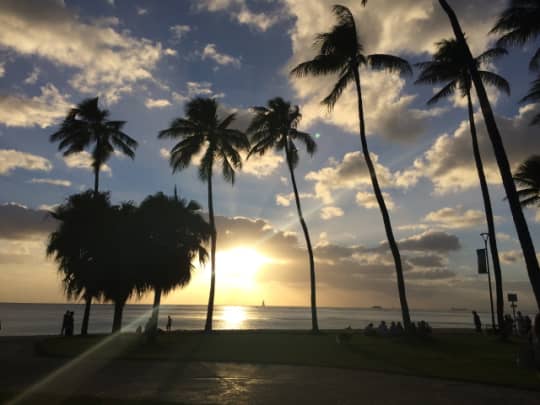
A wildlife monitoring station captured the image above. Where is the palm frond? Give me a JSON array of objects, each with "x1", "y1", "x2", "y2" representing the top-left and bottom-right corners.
[
  {"x1": 367, "y1": 54, "x2": 412, "y2": 76},
  {"x1": 291, "y1": 54, "x2": 346, "y2": 78},
  {"x1": 291, "y1": 130, "x2": 317, "y2": 155},
  {"x1": 478, "y1": 70, "x2": 511, "y2": 95},
  {"x1": 476, "y1": 47, "x2": 508, "y2": 64},
  {"x1": 322, "y1": 67, "x2": 355, "y2": 110},
  {"x1": 426, "y1": 80, "x2": 458, "y2": 105}
]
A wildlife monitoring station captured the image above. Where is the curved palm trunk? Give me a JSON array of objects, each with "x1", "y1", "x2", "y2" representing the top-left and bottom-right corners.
[
  {"x1": 148, "y1": 287, "x2": 162, "y2": 339},
  {"x1": 352, "y1": 67, "x2": 412, "y2": 330},
  {"x1": 440, "y1": 0, "x2": 540, "y2": 309},
  {"x1": 81, "y1": 293, "x2": 92, "y2": 335},
  {"x1": 112, "y1": 299, "x2": 125, "y2": 333},
  {"x1": 204, "y1": 174, "x2": 217, "y2": 332},
  {"x1": 466, "y1": 89, "x2": 504, "y2": 330},
  {"x1": 93, "y1": 167, "x2": 100, "y2": 195},
  {"x1": 285, "y1": 141, "x2": 319, "y2": 332}
]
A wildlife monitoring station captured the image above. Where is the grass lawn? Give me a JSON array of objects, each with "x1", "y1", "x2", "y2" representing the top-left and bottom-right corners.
[
  {"x1": 36, "y1": 330, "x2": 540, "y2": 390},
  {"x1": 0, "y1": 392, "x2": 184, "y2": 405}
]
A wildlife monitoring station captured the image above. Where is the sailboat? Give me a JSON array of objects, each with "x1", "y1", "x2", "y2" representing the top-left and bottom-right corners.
[{"x1": 261, "y1": 300, "x2": 266, "y2": 308}]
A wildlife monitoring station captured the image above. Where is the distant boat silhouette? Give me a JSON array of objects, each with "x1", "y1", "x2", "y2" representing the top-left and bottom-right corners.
[
  {"x1": 261, "y1": 300, "x2": 266, "y2": 308},
  {"x1": 371, "y1": 305, "x2": 383, "y2": 310}
]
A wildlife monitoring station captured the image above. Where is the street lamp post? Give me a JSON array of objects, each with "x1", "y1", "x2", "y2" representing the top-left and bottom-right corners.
[{"x1": 481, "y1": 232, "x2": 496, "y2": 331}]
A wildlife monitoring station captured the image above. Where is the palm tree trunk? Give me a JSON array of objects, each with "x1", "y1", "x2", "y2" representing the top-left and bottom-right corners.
[
  {"x1": 112, "y1": 300, "x2": 125, "y2": 333},
  {"x1": 81, "y1": 293, "x2": 91, "y2": 335},
  {"x1": 149, "y1": 287, "x2": 162, "y2": 336},
  {"x1": 204, "y1": 173, "x2": 217, "y2": 332},
  {"x1": 440, "y1": 0, "x2": 540, "y2": 309},
  {"x1": 466, "y1": 89, "x2": 504, "y2": 330},
  {"x1": 93, "y1": 167, "x2": 99, "y2": 194},
  {"x1": 352, "y1": 67, "x2": 412, "y2": 330},
  {"x1": 285, "y1": 141, "x2": 319, "y2": 332}
]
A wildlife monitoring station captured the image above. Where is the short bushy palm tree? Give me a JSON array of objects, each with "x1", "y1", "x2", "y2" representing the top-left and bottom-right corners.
[
  {"x1": 51, "y1": 97, "x2": 138, "y2": 193},
  {"x1": 138, "y1": 192, "x2": 211, "y2": 336},
  {"x1": 415, "y1": 39, "x2": 509, "y2": 329},
  {"x1": 514, "y1": 155, "x2": 540, "y2": 207},
  {"x1": 47, "y1": 191, "x2": 110, "y2": 335},
  {"x1": 439, "y1": 0, "x2": 540, "y2": 309},
  {"x1": 291, "y1": 4, "x2": 413, "y2": 329},
  {"x1": 159, "y1": 98, "x2": 249, "y2": 332},
  {"x1": 248, "y1": 97, "x2": 319, "y2": 332}
]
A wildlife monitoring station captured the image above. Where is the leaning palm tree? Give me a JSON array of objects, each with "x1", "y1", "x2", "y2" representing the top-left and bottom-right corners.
[
  {"x1": 159, "y1": 100, "x2": 249, "y2": 332},
  {"x1": 415, "y1": 39, "x2": 509, "y2": 330},
  {"x1": 51, "y1": 97, "x2": 138, "y2": 193},
  {"x1": 248, "y1": 97, "x2": 319, "y2": 332},
  {"x1": 47, "y1": 191, "x2": 111, "y2": 335},
  {"x1": 137, "y1": 192, "x2": 211, "y2": 336},
  {"x1": 514, "y1": 155, "x2": 540, "y2": 208},
  {"x1": 291, "y1": 4, "x2": 413, "y2": 329},
  {"x1": 439, "y1": 0, "x2": 540, "y2": 309}
]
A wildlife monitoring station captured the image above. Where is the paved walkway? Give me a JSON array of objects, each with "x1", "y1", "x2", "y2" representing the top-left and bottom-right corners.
[{"x1": 1, "y1": 336, "x2": 539, "y2": 404}]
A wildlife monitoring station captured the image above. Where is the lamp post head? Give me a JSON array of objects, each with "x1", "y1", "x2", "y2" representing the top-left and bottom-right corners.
[{"x1": 480, "y1": 232, "x2": 489, "y2": 242}]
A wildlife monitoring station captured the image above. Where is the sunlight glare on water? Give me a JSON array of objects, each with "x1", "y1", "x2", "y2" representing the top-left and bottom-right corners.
[{"x1": 221, "y1": 306, "x2": 247, "y2": 329}]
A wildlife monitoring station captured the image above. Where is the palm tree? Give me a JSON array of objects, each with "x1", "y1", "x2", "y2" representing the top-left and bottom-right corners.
[
  {"x1": 248, "y1": 97, "x2": 319, "y2": 332},
  {"x1": 514, "y1": 155, "x2": 540, "y2": 207},
  {"x1": 137, "y1": 192, "x2": 211, "y2": 336},
  {"x1": 415, "y1": 39, "x2": 509, "y2": 330},
  {"x1": 51, "y1": 97, "x2": 138, "y2": 194},
  {"x1": 291, "y1": 5, "x2": 413, "y2": 329},
  {"x1": 47, "y1": 191, "x2": 111, "y2": 334},
  {"x1": 158, "y1": 97, "x2": 250, "y2": 332},
  {"x1": 439, "y1": 0, "x2": 540, "y2": 310}
]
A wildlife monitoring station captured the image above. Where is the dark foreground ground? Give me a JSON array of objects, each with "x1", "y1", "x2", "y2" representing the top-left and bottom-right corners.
[{"x1": 1, "y1": 332, "x2": 539, "y2": 404}]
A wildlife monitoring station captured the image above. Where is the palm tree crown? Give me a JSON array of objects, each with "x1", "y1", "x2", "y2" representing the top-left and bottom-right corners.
[
  {"x1": 514, "y1": 155, "x2": 540, "y2": 207},
  {"x1": 158, "y1": 97, "x2": 250, "y2": 183},
  {"x1": 51, "y1": 97, "x2": 138, "y2": 191},
  {"x1": 415, "y1": 39, "x2": 510, "y2": 104}
]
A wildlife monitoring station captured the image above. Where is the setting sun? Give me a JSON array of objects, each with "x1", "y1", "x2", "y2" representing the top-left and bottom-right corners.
[{"x1": 214, "y1": 247, "x2": 270, "y2": 289}]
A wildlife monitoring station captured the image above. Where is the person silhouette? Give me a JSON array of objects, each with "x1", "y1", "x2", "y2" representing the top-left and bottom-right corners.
[
  {"x1": 66, "y1": 311, "x2": 74, "y2": 336},
  {"x1": 61, "y1": 310, "x2": 69, "y2": 336},
  {"x1": 166, "y1": 315, "x2": 172, "y2": 332},
  {"x1": 472, "y1": 311, "x2": 482, "y2": 333}
]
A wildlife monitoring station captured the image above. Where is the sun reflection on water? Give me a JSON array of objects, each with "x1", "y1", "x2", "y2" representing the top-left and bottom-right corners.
[{"x1": 221, "y1": 306, "x2": 247, "y2": 329}]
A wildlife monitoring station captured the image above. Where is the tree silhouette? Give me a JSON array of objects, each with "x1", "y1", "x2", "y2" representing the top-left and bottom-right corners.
[
  {"x1": 514, "y1": 155, "x2": 540, "y2": 208},
  {"x1": 248, "y1": 97, "x2": 319, "y2": 332},
  {"x1": 137, "y1": 192, "x2": 211, "y2": 336},
  {"x1": 415, "y1": 39, "x2": 510, "y2": 329},
  {"x1": 159, "y1": 98, "x2": 249, "y2": 332},
  {"x1": 47, "y1": 191, "x2": 110, "y2": 334},
  {"x1": 291, "y1": 4, "x2": 413, "y2": 329},
  {"x1": 439, "y1": 0, "x2": 540, "y2": 310}
]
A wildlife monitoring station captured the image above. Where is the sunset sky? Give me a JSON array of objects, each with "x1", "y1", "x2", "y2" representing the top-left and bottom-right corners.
[{"x1": 1, "y1": 0, "x2": 539, "y2": 311}]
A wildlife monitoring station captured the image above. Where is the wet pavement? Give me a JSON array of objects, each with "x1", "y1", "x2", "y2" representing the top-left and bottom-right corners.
[{"x1": 1, "y1": 336, "x2": 539, "y2": 404}]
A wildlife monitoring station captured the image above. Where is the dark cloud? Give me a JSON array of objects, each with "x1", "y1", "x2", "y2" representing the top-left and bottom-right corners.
[{"x1": 0, "y1": 203, "x2": 55, "y2": 239}]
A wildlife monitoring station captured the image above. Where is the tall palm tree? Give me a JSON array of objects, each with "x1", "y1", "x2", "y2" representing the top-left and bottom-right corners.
[
  {"x1": 137, "y1": 192, "x2": 211, "y2": 336},
  {"x1": 291, "y1": 5, "x2": 413, "y2": 329},
  {"x1": 439, "y1": 0, "x2": 540, "y2": 310},
  {"x1": 159, "y1": 98, "x2": 249, "y2": 332},
  {"x1": 47, "y1": 191, "x2": 110, "y2": 334},
  {"x1": 51, "y1": 97, "x2": 138, "y2": 194},
  {"x1": 248, "y1": 97, "x2": 319, "y2": 332},
  {"x1": 514, "y1": 155, "x2": 540, "y2": 207},
  {"x1": 492, "y1": 0, "x2": 540, "y2": 125},
  {"x1": 415, "y1": 39, "x2": 510, "y2": 330}
]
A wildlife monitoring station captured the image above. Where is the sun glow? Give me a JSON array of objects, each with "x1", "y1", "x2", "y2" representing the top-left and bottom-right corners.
[
  {"x1": 214, "y1": 247, "x2": 269, "y2": 290},
  {"x1": 220, "y1": 305, "x2": 247, "y2": 329}
]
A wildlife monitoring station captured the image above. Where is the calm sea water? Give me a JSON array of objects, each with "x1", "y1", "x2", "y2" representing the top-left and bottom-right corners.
[{"x1": 0, "y1": 303, "x2": 493, "y2": 336}]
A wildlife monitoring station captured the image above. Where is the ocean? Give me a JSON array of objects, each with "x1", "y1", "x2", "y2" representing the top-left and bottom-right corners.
[{"x1": 0, "y1": 303, "x2": 494, "y2": 336}]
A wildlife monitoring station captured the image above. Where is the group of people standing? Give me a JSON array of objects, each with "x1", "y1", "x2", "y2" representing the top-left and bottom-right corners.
[
  {"x1": 472, "y1": 310, "x2": 536, "y2": 337},
  {"x1": 60, "y1": 311, "x2": 74, "y2": 336}
]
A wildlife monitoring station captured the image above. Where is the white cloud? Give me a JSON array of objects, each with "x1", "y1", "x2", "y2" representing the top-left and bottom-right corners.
[
  {"x1": 164, "y1": 48, "x2": 177, "y2": 56},
  {"x1": 242, "y1": 150, "x2": 283, "y2": 178},
  {"x1": 202, "y1": 43, "x2": 241, "y2": 67},
  {"x1": 197, "y1": 0, "x2": 280, "y2": 31},
  {"x1": 170, "y1": 24, "x2": 191, "y2": 42},
  {"x1": 186, "y1": 81, "x2": 224, "y2": 98},
  {"x1": 320, "y1": 206, "x2": 344, "y2": 220},
  {"x1": 29, "y1": 178, "x2": 71, "y2": 187},
  {"x1": 159, "y1": 148, "x2": 170, "y2": 159},
  {"x1": 356, "y1": 191, "x2": 395, "y2": 210},
  {"x1": 424, "y1": 206, "x2": 487, "y2": 230},
  {"x1": 0, "y1": 62, "x2": 6, "y2": 77},
  {"x1": 0, "y1": 84, "x2": 70, "y2": 128},
  {"x1": 136, "y1": 7, "x2": 148, "y2": 15},
  {"x1": 37, "y1": 203, "x2": 59, "y2": 211},
  {"x1": 275, "y1": 192, "x2": 315, "y2": 207},
  {"x1": 63, "y1": 151, "x2": 111, "y2": 174},
  {"x1": 24, "y1": 67, "x2": 40, "y2": 85},
  {"x1": 0, "y1": 0, "x2": 165, "y2": 103},
  {"x1": 144, "y1": 98, "x2": 172, "y2": 109},
  {"x1": 500, "y1": 249, "x2": 522, "y2": 265},
  {"x1": 0, "y1": 149, "x2": 52, "y2": 175}
]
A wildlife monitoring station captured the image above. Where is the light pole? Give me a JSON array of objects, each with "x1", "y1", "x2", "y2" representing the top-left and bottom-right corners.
[{"x1": 481, "y1": 232, "x2": 496, "y2": 330}]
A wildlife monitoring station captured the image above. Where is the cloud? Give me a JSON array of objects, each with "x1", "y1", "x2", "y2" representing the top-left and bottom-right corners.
[
  {"x1": 500, "y1": 249, "x2": 522, "y2": 265},
  {"x1": 159, "y1": 148, "x2": 170, "y2": 159},
  {"x1": 0, "y1": 0, "x2": 165, "y2": 103},
  {"x1": 24, "y1": 67, "x2": 40, "y2": 85},
  {"x1": 0, "y1": 84, "x2": 71, "y2": 128},
  {"x1": 185, "y1": 81, "x2": 225, "y2": 98},
  {"x1": 424, "y1": 205, "x2": 488, "y2": 230},
  {"x1": 144, "y1": 98, "x2": 172, "y2": 109},
  {"x1": 29, "y1": 178, "x2": 71, "y2": 187},
  {"x1": 0, "y1": 203, "x2": 56, "y2": 239},
  {"x1": 395, "y1": 230, "x2": 461, "y2": 253},
  {"x1": 320, "y1": 206, "x2": 344, "y2": 220},
  {"x1": 63, "y1": 151, "x2": 111, "y2": 174},
  {"x1": 202, "y1": 43, "x2": 241, "y2": 67},
  {"x1": 275, "y1": 192, "x2": 315, "y2": 207},
  {"x1": 305, "y1": 151, "x2": 413, "y2": 204},
  {"x1": 0, "y1": 62, "x2": 5, "y2": 77},
  {"x1": 356, "y1": 191, "x2": 395, "y2": 210},
  {"x1": 136, "y1": 6, "x2": 148, "y2": 15},
  {"x1": 170, "y1": 24, "x2": 191, "y2": 42},
  {"x1": 196, "y1": 0, "x2": 281, "y2": 31},
  {"x1": 242, "y1": 149, "x2": 283, "y2": 178},
  {"x1": 0, "y1": 149, "x2": 52, "y2": 175}
]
